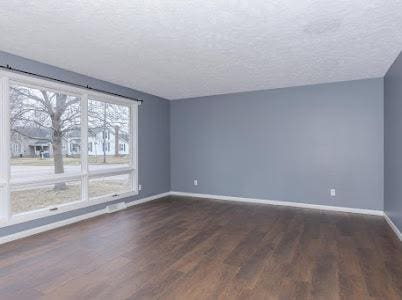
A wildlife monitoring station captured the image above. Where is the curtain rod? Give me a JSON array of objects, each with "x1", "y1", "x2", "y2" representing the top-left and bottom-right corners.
[{"x1": 0, "y1": 64, "x2": 143, "y2": 104}]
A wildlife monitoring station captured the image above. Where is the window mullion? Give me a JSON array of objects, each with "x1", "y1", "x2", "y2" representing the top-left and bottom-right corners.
[
  {"x1": 88, "y1": 168, "x2": 133, "y2": 179},
  {"x1": 130, "y1": 103, "x2": 138, "y2": 193},
  {"x1": 0, "y1": 77, "x2": 10, "y2": 221},
  {"x1": 11, "y1": 174, "x2": 83, "y2": 189},
  {"x1": 81, "y1": 94, "x2": 89, "y2": 202}
]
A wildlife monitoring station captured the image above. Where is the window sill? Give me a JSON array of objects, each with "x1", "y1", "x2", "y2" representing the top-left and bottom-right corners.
[{"x1": 1, "y1": 190, "x2": 138, "y2": 228}]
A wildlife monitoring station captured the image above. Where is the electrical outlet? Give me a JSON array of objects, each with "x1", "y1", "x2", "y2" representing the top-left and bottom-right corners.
[
  {"x1": 194, "y1": 179, "x2": 198, "y2": 186},
  {"x1": 138, "y1": 184, "x2": 142, "y2": 191},
  {"x1": 330, "y1": 189, "x2": 336, "y2": 197}
]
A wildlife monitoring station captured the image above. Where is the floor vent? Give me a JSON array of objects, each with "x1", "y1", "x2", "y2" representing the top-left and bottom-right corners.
[{"x1": 106, "y1": 202, "x2": 127, "y2": 213}]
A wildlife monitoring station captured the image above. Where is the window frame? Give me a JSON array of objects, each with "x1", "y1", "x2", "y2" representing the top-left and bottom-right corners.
[{"x1": 0, "y1": 70, "x2": 139, "y2": 227}]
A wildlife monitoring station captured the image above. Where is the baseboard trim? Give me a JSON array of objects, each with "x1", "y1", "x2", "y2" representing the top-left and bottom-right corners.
[
  {"x1": 126, "y1": 192, "x2": 171, "y2": 207},
  {"x1": 1, "y1": 191, "x2": 395, "y2": 245},
  {"x1": 0, "y1": 192, "x2": 170, "y2": 245},
  {"x1": 170, "y1": 191, "x2": 384, "y2": 216},
  {"x1": 384, "y1": 213, "x2": 402, "y2": 242}
]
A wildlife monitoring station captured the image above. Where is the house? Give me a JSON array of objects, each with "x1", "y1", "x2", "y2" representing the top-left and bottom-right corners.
[
  {"x1": 10, "y1": 127, "x2": 53, "y2": 158},
  {"x1": 87, "y1": 127, "x2": 129, "y2": 157},
  {"x1": 10, "y1": 126, "x2": 129, "y2": 158}
]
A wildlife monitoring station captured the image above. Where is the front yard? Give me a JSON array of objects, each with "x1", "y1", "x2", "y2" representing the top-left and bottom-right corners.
[
  {"x1": 11, "y1": 179, "x2": 129, "y2": 214},
  {"x1": 10, "y1": 155, "x2": 131, "y2": 214}
]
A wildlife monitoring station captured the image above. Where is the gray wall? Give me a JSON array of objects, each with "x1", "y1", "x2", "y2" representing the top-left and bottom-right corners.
[
  {"x1": 171, "y1": 79, "x2": 384, "y2": 210},
  {"x1": 0, "y1": 50, "x2": 389, "y2": 238},
  {"x1": 0, "y1": 51, "x2": 170, "y2": 236},
  {"x1": 384, "y1": 51, "x2": 402, "y2": 232}
]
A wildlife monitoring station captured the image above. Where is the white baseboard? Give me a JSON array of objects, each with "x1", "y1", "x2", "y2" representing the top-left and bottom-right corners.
[
  {"x1": 170, "y1": 191, "x2": 384, "y2": 216},
  {"x1": 0, "y1": 192, "x2": 170, "y2": 245},
  {"x1": 2, "y1": 191, "x2": 399, "y2": 245},
  {"x1": 126, "y1": 192, "x2": 170, "y2": 207},
  {"x1": 384, "y1": 213, "x2": 402, "y2": 242}
]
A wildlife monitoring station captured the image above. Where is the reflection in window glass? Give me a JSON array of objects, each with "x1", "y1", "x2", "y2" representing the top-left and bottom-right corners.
[
  {"x1": 11, "y1": 181, "x2": 81, "y2": 214},
  {"x1": 89, "y1": 174, "x2": 131, "y2": 199},
  {"x1": 88, "y1": 99, "x2": 130, "y2": 170},
  {"x1": 9, "y1": 84, "x2": 81, "y2": 182}
]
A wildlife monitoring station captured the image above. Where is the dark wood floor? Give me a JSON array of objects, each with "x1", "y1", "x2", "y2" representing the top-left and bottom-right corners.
[{"x1": 0, "y1": 196, "x2": 401, "y2": 299}]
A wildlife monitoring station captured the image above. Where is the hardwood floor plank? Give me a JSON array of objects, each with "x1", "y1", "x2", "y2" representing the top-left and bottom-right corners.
[{"x1": 0, "y1": 196, "x2": 401, "y2": 299}]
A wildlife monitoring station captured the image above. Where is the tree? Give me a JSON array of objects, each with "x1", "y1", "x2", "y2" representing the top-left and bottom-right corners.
[
  {"x1": 10, "y1": 85, "x2": 80, "y2": 189},
  {"x1": 87, "y1": 100, "x2": 129, "y2": 163},
  {"x1": 10, "y1": 84, "x2": 130, "y2": 190}
]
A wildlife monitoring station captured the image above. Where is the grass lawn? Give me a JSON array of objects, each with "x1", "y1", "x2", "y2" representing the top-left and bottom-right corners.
[
  {"x1": 11, "y1": 180, "x2": 129, "y2": 214},
  {"x1": 10, "y1": 156, "x2": 131, "y2": 214},
  {"x1": 11, "y1": 155, "x2": 129, "y2": 166}
]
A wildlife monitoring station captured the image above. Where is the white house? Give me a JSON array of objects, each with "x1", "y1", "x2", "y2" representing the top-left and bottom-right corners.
[{"x1": 87, "y1": 127, "x2": 129, "y2": 157}]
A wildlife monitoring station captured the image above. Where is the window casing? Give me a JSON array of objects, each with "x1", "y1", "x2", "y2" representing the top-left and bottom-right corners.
[{"x1": 0, "y1": 70, "x2": 139, "y2": 227}]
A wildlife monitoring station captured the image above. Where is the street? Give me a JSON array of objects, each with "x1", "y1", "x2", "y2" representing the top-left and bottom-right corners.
[{"x1": 11, "y1": 164, "x2": 129, "y2": 181}]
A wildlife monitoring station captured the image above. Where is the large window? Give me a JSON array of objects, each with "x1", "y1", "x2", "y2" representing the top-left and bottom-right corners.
[{"x1": 0, "y1": 72, "x2": 138, "y2": 225}]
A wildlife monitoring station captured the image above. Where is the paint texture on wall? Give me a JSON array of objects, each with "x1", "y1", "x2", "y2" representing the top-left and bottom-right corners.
[{"x1": 171, "y1": 79, "x2": 384, "y2": 210}]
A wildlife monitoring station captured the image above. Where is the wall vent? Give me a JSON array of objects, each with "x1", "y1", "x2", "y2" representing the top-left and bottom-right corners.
[{"x1": 106, "y1": 202, "x2": 127, "y2": 213}]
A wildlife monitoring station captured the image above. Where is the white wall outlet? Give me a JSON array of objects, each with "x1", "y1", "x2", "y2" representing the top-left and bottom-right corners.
[
  {"x1": 330, "y1": 189, "x2": 336, "y2": 197},
  {"x1": 138, "y1": 184, "x2": 142, "y2": 191},
  {"x1": 194, "y1": 179, "x2": 198, "y2": 186}
]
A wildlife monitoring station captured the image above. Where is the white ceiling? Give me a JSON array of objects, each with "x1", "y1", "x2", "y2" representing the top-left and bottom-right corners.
[{"x1": 0, "y1": 1, "x2": 401, "y2": 100}]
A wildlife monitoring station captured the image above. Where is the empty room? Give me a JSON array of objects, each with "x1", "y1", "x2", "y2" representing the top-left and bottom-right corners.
[{"x1": 0, "y1": 1, "x2": 402, "y2": 299}]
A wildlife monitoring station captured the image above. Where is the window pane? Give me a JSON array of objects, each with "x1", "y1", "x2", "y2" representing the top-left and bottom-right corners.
[
  {"x1": 89, "y1": 174, "x2": 131, "y2": 199},
  {"x1": 9, "y1": 83, "x2": 81, "y2": 182},
  {"x1": 88, "y1": 99, "x2": 130, "y2": 170},
  {"x1": 11, "y1": 181, "x2": 81, "y2": 214}
]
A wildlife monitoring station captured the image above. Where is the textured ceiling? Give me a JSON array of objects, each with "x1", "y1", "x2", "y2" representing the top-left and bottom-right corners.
[{"x1": 0, "y1": 1, "x2": 401, "y2": 100}]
